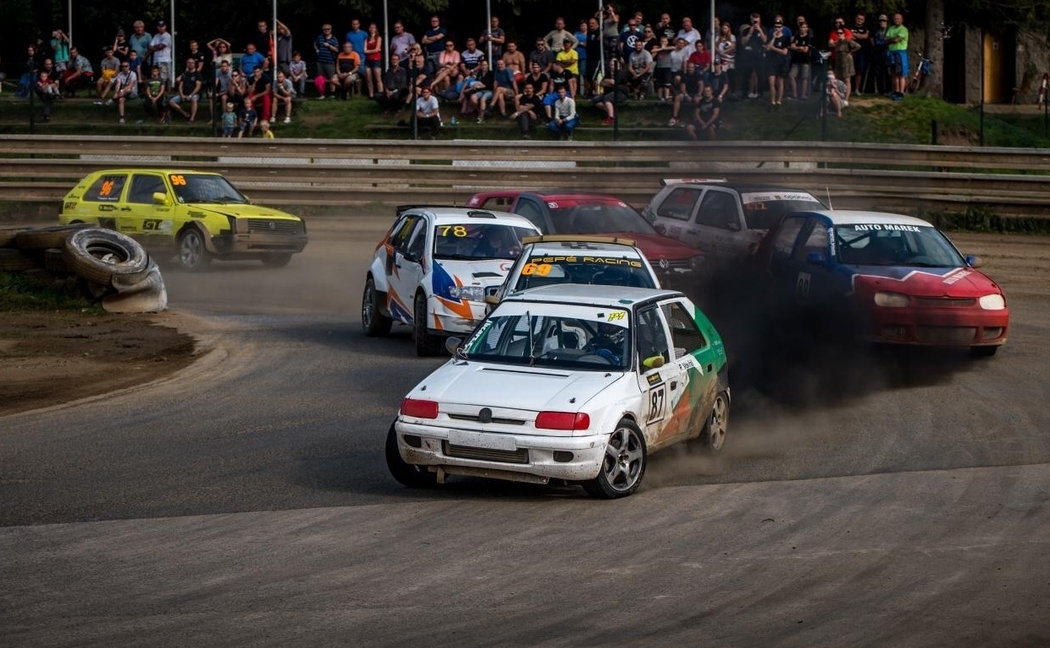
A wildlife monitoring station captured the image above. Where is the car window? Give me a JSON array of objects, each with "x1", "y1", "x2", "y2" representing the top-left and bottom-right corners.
[
  {"x1": 83, "y1": 174, "x2": 128, "y2": 202},
  {"x1": 771, "y1": 217, "x2": 806, "y2": 263},
  {"x1": 390, "y1": 215, "x2": 419, "y2": 252},
  {"x1": 169, "y1": 173, "x2": 247, "y2": 204},
  {"x1": 405, "y1": 219, "x2": 428, "y2": 259},
  {"x1": 835, "y1": 224, "x2": 964, "y2": 267},
  {"x1": 550, "y1": 204, "x2": 658, "y2": 235},
  {"x1": 793, "y1": 222, "x2": 828, "y2": 261},
  {"x1": 656, "y1": 187, "x2": 702, "y2": 221},
  {"x1": 660, "y1": 301, "x2": 707, "y2": 355},
  {"x1": 635, "y1": 306, "x2": 670, "y2": 365},
  {"x1": 740, "y1": 192, "x2": 824, "y2": 230},
  {"x1": 695, "y1": 191, "x2": 739, "y2": 230},
  {"x1": 511, "y1": 253, "x2": 657, "y2": 291},
  {"x1": 433, "y1": 223, "x2": 533, "y2": 260},
  {"x1": 126, "y1": 175, "x2": 167, "y2": 204},
  {"x1": 513, "y1": 199, "x2": 547, "y2": 231}
]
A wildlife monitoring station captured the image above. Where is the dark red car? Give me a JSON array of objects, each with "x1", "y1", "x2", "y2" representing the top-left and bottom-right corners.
[{"x1": 466, "y1": 191, "x2": 704, "y2": 288}]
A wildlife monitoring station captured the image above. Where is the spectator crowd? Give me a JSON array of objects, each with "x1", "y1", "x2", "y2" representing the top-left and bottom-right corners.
[{"x1": 11, "y1": 8, "x2": 914, "y2": 138}]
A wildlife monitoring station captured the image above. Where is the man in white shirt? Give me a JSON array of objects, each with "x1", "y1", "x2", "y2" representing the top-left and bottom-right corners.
[
  {"x1": 149, "y1": 20, "x2": 174, "y2": 84},
  {"x1": 546, "y1": 86, "x2": 578, "y2": 140},
  {"x1": 676, "y1": 17, "x2": 702, "y2": 55},
  {"x1": 415, "y1": 85, "x2": 441, "y2": 136}
]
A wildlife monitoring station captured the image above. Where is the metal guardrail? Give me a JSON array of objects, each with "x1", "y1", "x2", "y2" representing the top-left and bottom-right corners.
[{"x1": 1, "y1": 135, "x2": 1048, "y2": 216}]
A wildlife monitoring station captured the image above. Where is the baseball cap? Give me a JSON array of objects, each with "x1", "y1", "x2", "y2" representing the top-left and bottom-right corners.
[
  {"x1": 878, "y1": 14, "x2": 888, "y2": 21},
  {"x1": 157, "y1": 20, "x2": 166, "y2": 26}
]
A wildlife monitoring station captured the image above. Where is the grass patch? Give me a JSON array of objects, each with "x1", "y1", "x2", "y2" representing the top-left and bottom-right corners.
[{"x1": 0, "y1": 271, "x2": 102, "y2": 313}]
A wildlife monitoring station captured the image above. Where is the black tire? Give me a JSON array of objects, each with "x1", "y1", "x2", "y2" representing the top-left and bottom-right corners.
[
  {"x1": 583, "y1": 418, "x2": 647, "y2": 499},
  {"x1": 262, "y1": 253, "x2": 293, "y2": 268},
  {"x1": 701, "y1": 390, "x2": 731, "y2": 452},
  {"x1": 362, "y1": 276, "x2": 393, "y2": 337},
  {"x1": 0, "y1": 248, "x2": 38, "y2": 272},
  {"x1": 62, "y1": 228, "x2": 151, "y2": 286},
  {"x1": 177, "y1": 228, "x2": 212, "y2": 271},
  {"x1": 971, "y1": 345, "x2": 999, "y2": 358},
  {"x1": 43, "y1": 248, "x2": 70, "y2": 274},
  {"x1": 414, "y1": 292, "x2": 442, "y2": 356},
  {"x1": 385, "y1": 423, "x2": 437, "y2": 488},
  {"x1": 15, "y1": 224, "x2": 90, "y2": 251}
]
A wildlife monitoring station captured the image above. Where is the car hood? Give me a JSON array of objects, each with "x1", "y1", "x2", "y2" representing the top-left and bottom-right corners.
[
  {"x1": 432, "y1": 258, "x2": 511, "y2": 293},
  {"x1": 413, "y1": 361, "x2": 622, "y2": 412},
  {"x1": 852, "y1": 266, "x2": 1003, "y2": 297},
  {"x1": 608, "y1": 232, "x2": 699, "y2": 262},
  {"x1": 190, "y1": 203, "x2": 302, "y2": 221}
]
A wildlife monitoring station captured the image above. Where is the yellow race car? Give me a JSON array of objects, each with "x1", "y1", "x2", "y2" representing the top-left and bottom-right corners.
[{"x1": 59, "y1": 169, "x2": 308, "y2": 270}]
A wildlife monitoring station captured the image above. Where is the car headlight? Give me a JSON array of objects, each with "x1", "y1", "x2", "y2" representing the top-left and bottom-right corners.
[
  {"x1": 978, "y1": 294, "x2": 1006, "y2": 310},
  {"x1": 449, "y1": 285, "x2": 486, "y2": 302},
  {"x1": 874, "y1": 291, "x2": 910, "y2": 307}
]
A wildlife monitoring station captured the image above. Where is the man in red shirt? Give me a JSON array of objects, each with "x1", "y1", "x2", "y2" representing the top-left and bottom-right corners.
[{"x1": 686, "y1": 40, "x2": 712, "y2": 73}]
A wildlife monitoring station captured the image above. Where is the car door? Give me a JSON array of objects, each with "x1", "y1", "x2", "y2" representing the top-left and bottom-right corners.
[
  {"x1": 788, "y1": 219, "x2": 835, "y2": 305},
  {"x1": 512, "y1": 196, "x2": 552, "y2": 233},
  {"x1": 692, "y1": 188, "x2": 745, "y2": 261},
  {"x1": 661, "y1": 298, "x2": 720, "y2": 440},
  {"x1": 767, "y1": 215, "x2": 807, "y2": 298},
  {"x1": 385, "y1": 215, "x2": 428, "y2": 325},
  {"x1": 634, "y1": 305, "x2": 686, "y2": 450},
  {"x1": 651, "y1": 186, "x2": 703, "y2": 246},
  {"x1": 122, "y1": 172, "x2": 175, "y2": 244},
  {"x1": 79, "y1": 172, "x2": 130, "y2": 230}
]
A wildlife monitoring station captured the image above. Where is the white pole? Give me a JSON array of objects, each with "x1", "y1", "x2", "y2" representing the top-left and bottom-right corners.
[
  {"x1": 383, "y1": 0, "x2": 389, "y2": 69},
  {"x1": 598, "y1": 0, "x2": 604, "y2": 77},
  {"x1": 67, "y1": 0, "x2": 73, "y2": 47},
  {"x1": 710, "y1": 0, "x2": 716, "y2": 64},
  {"x1": 486, "y1": 0, "x2": 492, "y2": 68},
  {"x1": 170, "y1": 0, "x2": 176, "y2": 88}
]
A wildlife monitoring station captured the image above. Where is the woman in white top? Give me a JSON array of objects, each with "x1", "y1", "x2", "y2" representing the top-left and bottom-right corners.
[
  {"x1": 715, "y1": 22, "x2": 737, "y2": 91},
  {"x1": 208, "y1": 38, "x2": 235, "y2": 67}
]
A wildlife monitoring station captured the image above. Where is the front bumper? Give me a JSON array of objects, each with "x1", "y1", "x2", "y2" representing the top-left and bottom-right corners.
[
  {"x1": 212, "y1": 231, "x2": 309, "y2": 256},
  {"x1": 394, "y1": 420, "x2": 608, "y2": 484},
  {"x1": 866, "y1": 305, "x2": 1009, "y2": 347}
]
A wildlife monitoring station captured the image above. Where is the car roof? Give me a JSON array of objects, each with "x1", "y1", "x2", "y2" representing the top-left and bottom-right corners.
[
  {"x1": 88, "y1": 169, "x2": 222, "y2": 176},
  {"x1": 524, "y1": 240, "x2": 645, "y2": 256},
  {"x1": 796, "y1": 210, "x2": 934, "y2": 227},
  {"x1": 407, "y1": 207, "x2": 538, "y2": 227},
  {"x1": 502, "y1": 283, "x2": 681, "y2": 307},
  {"x1": 523, "y1": 192, "x2": 630, "y2": 205},
  {"x1": 662, "y1": 180, "x2": 820, "y2": 196}
]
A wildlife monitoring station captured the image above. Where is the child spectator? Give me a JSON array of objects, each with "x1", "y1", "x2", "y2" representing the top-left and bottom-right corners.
[
  {"x1": 239, "y1": 98, "x2": 259, "y2": 137},
  {"x1": 259, "y1": 119, "x2": 275, "y2": 139},
  {"x1": 289, "y1": 51, "x2": 307, "y2": 97},
  {"x1": 142, "y1": 66, "x2": 167, "y2": 122},
  {"x1": 35, "y1": 70, "x2": 61, "y2": 122},
  {"x1": 221, "y1": 102, "x2": 238, "y2": 137}
]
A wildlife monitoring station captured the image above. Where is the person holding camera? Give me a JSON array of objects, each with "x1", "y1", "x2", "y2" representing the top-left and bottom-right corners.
[
  {"x1": 50, "y1": 29, "x2": 71, "y2": 72},
  {"x1": 738, "y1": 12, "x2": 767, "y2": 98},
  {"x1": 597, "y1": 4, "x2": 620, "y2": 61},
  {"x1": 765, "y1": 17, "x2": 790, "y2": 107},
  {"x1": 824, "y1": 71, "x2": 847, "y2": 117}
]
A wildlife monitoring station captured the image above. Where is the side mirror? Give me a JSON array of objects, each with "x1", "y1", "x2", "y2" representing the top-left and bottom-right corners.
[
  {"x1": 484, "y1": 294, "x2": 499, "y2": 305},
  {"x1": 806, "y1": 251, "x2": 827, "y2": 266},
  {"x1": 445, "y1": 336, "x2": 463, "y2": 355},
  {"x1": 151, "y1": 192, "x2": 169, "y2": 206},
  {"x1": 966, "y1": 255, "x2": 983, "y2": 268},
  {"x1": 725, "y1": 219, "x2": 742, "y2": 232},
  {"x1": 642, "y1": 354, "x2": 665, "y2": 369}
]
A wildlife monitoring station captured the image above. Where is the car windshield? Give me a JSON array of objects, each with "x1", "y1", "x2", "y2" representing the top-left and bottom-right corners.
[
  {"x1": 432, "y1": 223, "x2": 536, "y2": 260},
  {"x1": 170, "y1": 174, "x2": 248, "y2": 204},
  {"x1": 549, "y1": 204, "x2": 658, "y2": 235},
  {"x1": 834, "y1": 224, "x2": 965, "y2": 267},
  {"x1": 510, "y1": 252, "x2": 657, "y2": 292},
  {"x1": 463, "y1": 302, "x2": 631, "y2": 371},
  {"x1": 741, "y1": 192, "x2": 824, "y2": 230}
]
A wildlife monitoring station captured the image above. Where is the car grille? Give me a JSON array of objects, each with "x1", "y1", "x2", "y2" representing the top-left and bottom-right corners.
[
  {"x1": 914, "y1": 297, "x2": 977, "y2": 308},
  {"x1": 447, "y1": 412, "x2": 526, "y2": 425},
  {"x1": 246, "y1": 219, "x2": 303, "y2": 235},
  {"x1": 917, "y1": 326, "x2": 977, "y2": 344},
  {"x1": 443, "y1": 442, "x2": 530, "y2": 464},
  {"x1": 658, "y1": 259, "x2": 694, "y2": 272}
]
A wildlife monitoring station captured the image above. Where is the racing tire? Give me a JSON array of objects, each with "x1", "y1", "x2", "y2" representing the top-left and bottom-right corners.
[
  {"x1": 385, "y1": 423, "x2": 437, "y2": 488},
  {"x1": 0, "y1": 228, "x2": 28, "y2": 248},
  {"x1": 0, "y1": 247, "x2": 38, "y2": 272},
  {"x1": 177, "y1": 228, "x2": 212, "y2": 271},
  {"x1": 262, "y1": 253, "x2": 293, "y2": 268},
  {"x1": 971, "y1": 345, "x2": 999, "y2": 358},
  {"x1": 583, "y1": 418, "x2": 647, "y2": 499},
  {"x1": 701, "y1": 389, "x2": 731, "y2": 452},
  {"x1": 413, "y1": 292, "x2": 442, "y2": 357},
  {"x1": 15, "y1": 224, "x2": 90, "y2": 251},
  {"x1": 62, "y1": 228, "x2": 151, "y2": 286},
  {"x1": 362, "y1": 276, "x2": 393, "y2": 337}
]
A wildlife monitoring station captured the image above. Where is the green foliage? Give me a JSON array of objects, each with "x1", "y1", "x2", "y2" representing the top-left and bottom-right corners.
[{"x1": 0, "y1": 272, "x2": 101, "y2": 312}]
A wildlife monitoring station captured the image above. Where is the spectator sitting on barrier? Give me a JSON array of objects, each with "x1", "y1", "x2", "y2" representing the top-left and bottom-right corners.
[
  {"x1": 466, "y1": 59, "x2": 496, "y2": 121},
  {"x1": 825, "y1": 71, "x2": 847, "y2": 116},
  {"x1": 547, "y1": 86, "x2": 578, "y2": 140},
  {"x1": 38, "y1": 58, "x2": 58, "y2": 96},
  {"x1": 523, "y1": 61, "x2": 549, "y2": 99},
  {"x1": 62, "y1": 46, "x2": 94, "y2": 97},
  {"x1": 168, "y1": 57, "x2": 203, "y2": 122},
  {"x1": 35, "y1": 70, "x2": 61, "y2": 122},
  {"x1": 409, "y1": 50, "x2": 434, "y2": 97},
  {"x1": 332, "y1": 42, "x2": 362, "y2": 100},
  {"x1": 221, "y1": 101, "x2": 238, "y2": 137},
  {"x1": 686, "y1": 39, "x2": 712, "y2": 74},
  {"x1": 142, "y1": 65, "x2": 167, "y2": 122},
  {"x1": 668, "y1": 60, "x2": 702, "y2": 126},
  {"x1": 428, "y1": 40, "x2": 462, "y2": 95},
  {"x1": 247, "y1": 64, "x2": 273, "y2": 119},
  {"x1": 593, "y1": 56, "x2": 629, "y2": 125},
  {"x1": 415, "y1": 85, "x2": 442, "y2": 136},
  {"x1": 627, "y1": 38, "x2": 653, "y2": 99},
  {"x1": 543, "y1": 60, "x2": 574, "y2": 119},
  {"x1": 492, "y1": 58, "x2": 516, "y2": 117},
  {"x1": 275, "y1": 70, "x2": 295, "y2": 123},
  {"x1": 375, "y1": 54, "x2": 408, "y2": 112},
  {"x1": 96, "y1": 48, "x2": 121, "y2": 99},
  {"x1": 238, "y1": 97, "x2": 258, "y2": 137},
  {"x1": 510, "y1": 82, "x2": 542, "y2": 139},
  {"x1": 685, "y1": 85, "x2": 720, "y2": 140},
  {"x1": 502, "y1": 41, "x2": 527, "y2": 84},
  {"x1": 459, "y1": 38, "x2": 484, "y2": 79},
  {"x1": 111, "y1": 61, "x2": 138, "y2": 123}
]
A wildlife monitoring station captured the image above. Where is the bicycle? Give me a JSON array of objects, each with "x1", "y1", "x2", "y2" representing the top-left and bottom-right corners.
[{"x1": 906, "y1": 53, "x2": 932, "y2": 94}]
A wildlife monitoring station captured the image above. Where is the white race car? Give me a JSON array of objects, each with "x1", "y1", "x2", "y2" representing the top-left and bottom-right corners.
[
  {"x1": 362, "y1": 206, "x2": 541, "y2": 355},
  {"x1": 387, "y1": 284, "x2": 731, "y2": 498}
]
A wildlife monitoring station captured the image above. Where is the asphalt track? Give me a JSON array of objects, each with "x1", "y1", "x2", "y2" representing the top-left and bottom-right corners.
[{"x1": 2, "y1": 216, "x2": 1049, "y2": 647}]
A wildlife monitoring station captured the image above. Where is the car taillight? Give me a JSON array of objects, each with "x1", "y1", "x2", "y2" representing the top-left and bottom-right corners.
[
  {"x1": 401, "y1": 398, "x2": 439, "y2": 419},
  {"x1": 535, "y1": 411, "x2": 590, "y2": 430}
]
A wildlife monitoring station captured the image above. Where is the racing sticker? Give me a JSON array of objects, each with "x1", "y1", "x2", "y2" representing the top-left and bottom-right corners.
[
  {"x1": 741, "y1": 192, "x2": 821, "y2": 204},
  {"x1": 850, "y1": 224, "x2": 923, "y2": 232},
  {"x1": 646, "y1": 372, "x2": 663, "y2": 386},
  {"x1": 646, "y1": 384, "x2": 667, "y2": 424}
]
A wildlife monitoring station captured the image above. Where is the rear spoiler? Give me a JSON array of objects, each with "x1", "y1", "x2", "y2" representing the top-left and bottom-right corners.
[
  {"x1": 660, "y1": 178, "x2": 728, "y2": 186},
  {"x1": 521, "y1": 234, "x2": 638, "y2": 247}
]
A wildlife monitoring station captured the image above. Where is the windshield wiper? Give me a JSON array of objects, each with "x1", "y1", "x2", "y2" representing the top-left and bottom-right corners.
[{"x1": 527, "y1": 312, "x2": 537, "y2": 367}]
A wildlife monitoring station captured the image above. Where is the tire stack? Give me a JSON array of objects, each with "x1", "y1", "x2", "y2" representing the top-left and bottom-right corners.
[{"x1": 0, "y1": 225, "x2": 167, "y2": 313}]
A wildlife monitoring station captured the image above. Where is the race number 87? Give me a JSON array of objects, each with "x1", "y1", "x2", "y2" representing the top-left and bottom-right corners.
[{"x1": 647, "y1": 385, "x2": 666, "y2": 423}]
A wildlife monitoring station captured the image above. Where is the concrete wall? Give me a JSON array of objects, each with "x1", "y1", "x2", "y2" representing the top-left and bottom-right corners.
[{"x1": 1014, "y1": 29, "x2": 1050, "y2": 103}]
